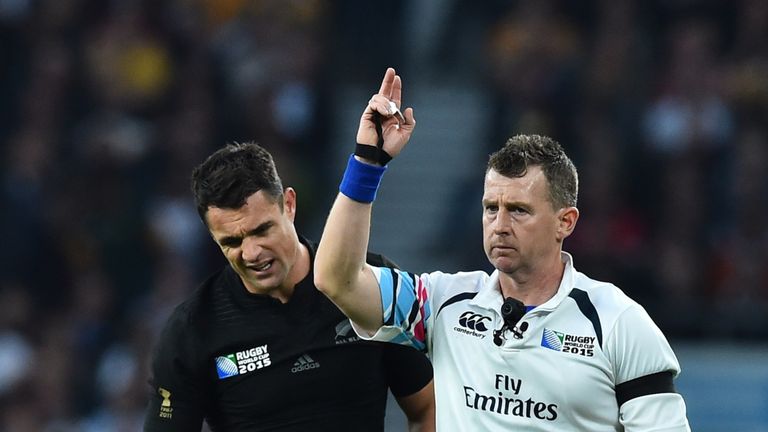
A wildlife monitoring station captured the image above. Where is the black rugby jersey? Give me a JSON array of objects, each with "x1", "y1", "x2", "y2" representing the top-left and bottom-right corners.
[{"x1": 144, "y1": 238, "x2": 432, "y2": 432}]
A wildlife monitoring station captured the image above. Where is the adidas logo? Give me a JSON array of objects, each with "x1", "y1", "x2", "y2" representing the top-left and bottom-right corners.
[{"x1": 291, "y1": 354, "x2": 320, "y2": 373}]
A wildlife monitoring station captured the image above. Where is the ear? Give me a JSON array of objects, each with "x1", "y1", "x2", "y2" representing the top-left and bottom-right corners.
[
  {"x1": 283, "y1": 187, "x2": 297, "y2": 222},
  {"x1": 555, "y1": 206, "x2": 579, "y2": 242}
]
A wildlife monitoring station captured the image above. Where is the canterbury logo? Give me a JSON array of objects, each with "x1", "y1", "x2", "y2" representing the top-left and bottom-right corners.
[{"x1": 458, "y1": 311, "x2": 491, "y2": 332}]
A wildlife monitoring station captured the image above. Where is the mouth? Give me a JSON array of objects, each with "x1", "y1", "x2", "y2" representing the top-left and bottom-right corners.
[
  {"x1": 247, "y1": 259, "x2": 274, "y2": 273},
  {"x1": 491, "y1": 245, "x2": 517, "y2": 254}
]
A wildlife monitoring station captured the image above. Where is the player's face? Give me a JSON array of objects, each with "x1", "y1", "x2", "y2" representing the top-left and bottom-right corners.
[
  {"x1": 206, "y1": 189, "x2": 301, "y2": 295},
  {"x1": 482, "y1": 167, "x2": 564, "y2": 275}
]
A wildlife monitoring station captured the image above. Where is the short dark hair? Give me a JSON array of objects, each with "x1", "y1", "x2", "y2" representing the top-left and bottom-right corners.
[
  {"x1": 191, "y1": 142, "x2": 284, "y2": 224},
  {"x1": 487, "y1": 134, "x2": 578, "y2": 209}
]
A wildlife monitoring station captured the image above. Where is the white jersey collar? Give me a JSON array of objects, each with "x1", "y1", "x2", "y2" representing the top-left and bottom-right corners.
[{"x1": 536, "y1": 251, "x2": 576, "y2": 311}]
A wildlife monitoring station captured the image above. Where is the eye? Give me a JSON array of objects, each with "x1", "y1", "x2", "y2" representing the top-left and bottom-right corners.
[
  {"x1": 510, "y1": 206, "x2": 529, "y2": 215},
  {"x1": 250, "y1": 222, "x2": 274, "y2": 237},
  {"x1": 484, "y1": 204, "x2": 498, "y2": 213},
  {"x1": 220, "y1": 237, "x2": 242, "y2": 248}
]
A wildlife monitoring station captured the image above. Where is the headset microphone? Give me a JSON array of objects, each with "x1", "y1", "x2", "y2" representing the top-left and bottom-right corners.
[
  {"x1": 501, "y1": 297, "x2": 525, "y2": 328},
  {"x1": 493, "y1": 297, "x2": 527, "y2": 346}
]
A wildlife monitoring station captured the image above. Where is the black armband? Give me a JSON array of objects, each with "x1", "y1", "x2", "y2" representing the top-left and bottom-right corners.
[{"x1": 616, "y1": 371, "x2": 676, "y2": 406}]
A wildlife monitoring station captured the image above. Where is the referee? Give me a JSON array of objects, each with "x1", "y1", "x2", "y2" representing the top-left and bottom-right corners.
[
  {"x1": 314, "y1": 68, "x2": 690, "y2": 430},
  {"x1": 143, "y1": 142, "x2": 435, "y2": 431}
]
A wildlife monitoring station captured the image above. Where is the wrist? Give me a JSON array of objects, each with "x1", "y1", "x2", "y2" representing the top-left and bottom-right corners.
[
  {"x1": 353, "y1": 154, "x2": 381, "y2": 167},
  {"x1": 339, "y1": 154, "x2": 387, "y2": 203},
  {"x1": 355, "y1": 143, "x2": 392, "y2": 166}
]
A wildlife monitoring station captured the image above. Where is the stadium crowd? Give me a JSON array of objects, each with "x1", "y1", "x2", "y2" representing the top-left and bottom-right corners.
[{"x1": 0, "y1": 0, "x2": 765, "y2": 429}]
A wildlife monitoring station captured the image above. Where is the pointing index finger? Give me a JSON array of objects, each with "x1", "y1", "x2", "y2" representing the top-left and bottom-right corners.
[{"x1": 378, "y1": 68, "x2": 396, "y2": 97}]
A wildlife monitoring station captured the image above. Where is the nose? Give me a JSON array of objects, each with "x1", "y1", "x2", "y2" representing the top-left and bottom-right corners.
[
  {"x1": 241, "y1": 236, "x2": 263, "y2": 262},
  {"x1": 493, "y1": 209, "x2": 512, "y2": 236}
]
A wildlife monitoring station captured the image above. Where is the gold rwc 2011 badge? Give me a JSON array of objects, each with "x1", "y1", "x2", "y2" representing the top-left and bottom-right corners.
[{"x1": 159, "y1": 387, "x2": 173, "y2": 418}]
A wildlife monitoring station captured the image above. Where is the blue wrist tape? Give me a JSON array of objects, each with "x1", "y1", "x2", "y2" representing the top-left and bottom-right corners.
[{"x1": 339, "y1": 154, "x2": 387, "y2": 203}]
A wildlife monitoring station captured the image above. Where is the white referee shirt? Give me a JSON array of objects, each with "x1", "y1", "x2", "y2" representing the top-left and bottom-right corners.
[{"x1": 358, "y1": 252, "x2": 690, "y2": 431}]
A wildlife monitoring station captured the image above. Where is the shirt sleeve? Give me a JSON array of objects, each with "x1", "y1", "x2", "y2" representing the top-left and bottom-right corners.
[
  {"x1": 619, "y1": 393, "x2": 690, "y2": 431},
  {"x1": 381, "y1": 342, "x2": 434, "y2": 398},
  {"x1": 605, "y1": 303, "x2": 690, "y2": 430},
  {"x1": 353, "y1": 266, "x2": 433, "y2": 352},
  {"x1": 143, "y1": 312, "x2": 209, "y2": 431}
]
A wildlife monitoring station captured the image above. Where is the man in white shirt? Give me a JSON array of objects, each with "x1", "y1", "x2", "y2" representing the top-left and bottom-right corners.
[{"x1": 314, "y1": 68, "x2": 690, "y2": 431}]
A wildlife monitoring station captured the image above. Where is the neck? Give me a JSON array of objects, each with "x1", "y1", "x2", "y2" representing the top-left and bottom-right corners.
[
  {"x1": 288, "y1": 241, "x2": 311, "y2": 285},
  {"x1": 498, "y1": 253, "x2": 565, "y2": 306}
]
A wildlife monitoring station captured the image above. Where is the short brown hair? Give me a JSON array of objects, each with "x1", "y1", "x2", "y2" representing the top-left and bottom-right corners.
[{"x1": 487, "y1": 134, "x2": 578, "y2": 208}]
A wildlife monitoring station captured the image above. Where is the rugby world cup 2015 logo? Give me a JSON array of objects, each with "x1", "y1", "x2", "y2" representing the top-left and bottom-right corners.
[
  {"x1": 215, "y1": 345, "x2": 272, "y2": 379},
  {"x1": 541, "y1": 328, "x2": 595, "y2": 357},
  {"x1": 216, "y1": 355, "x2": 239, "y2": 378},
  {"x1": 541, "y1": 328, "x2": 565, "y2": 350}
]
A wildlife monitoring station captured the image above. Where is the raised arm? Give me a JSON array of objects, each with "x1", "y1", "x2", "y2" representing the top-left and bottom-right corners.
[{"x1": 315, "y1": 68, "x2": 416, "y2": 333}]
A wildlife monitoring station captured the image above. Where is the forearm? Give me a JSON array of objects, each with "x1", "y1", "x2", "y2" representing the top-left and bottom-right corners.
[
  {"x1": 315, "y1": 158, "x2": 384, "y2": 331},
  {"x1": 315, "y1": 191, "x2": 373, "y2": 295}
]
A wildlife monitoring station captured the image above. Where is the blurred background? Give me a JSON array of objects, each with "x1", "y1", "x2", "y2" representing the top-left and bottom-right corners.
[{"x1": 0, "y1": 0, "x2": 766, "y2": 430}]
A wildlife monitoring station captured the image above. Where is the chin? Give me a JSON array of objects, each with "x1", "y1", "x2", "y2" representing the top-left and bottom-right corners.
[{"x1": 492, "y1": 258, "x2": 520, "y2": 274}]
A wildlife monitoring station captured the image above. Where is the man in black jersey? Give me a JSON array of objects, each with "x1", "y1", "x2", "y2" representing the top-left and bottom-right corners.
[{"x1": 144, "y1": 142, "x2": 435, "y2": 431}]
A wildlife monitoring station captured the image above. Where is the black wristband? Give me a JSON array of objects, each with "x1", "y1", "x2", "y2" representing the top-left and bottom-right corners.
[
  {"x1": 353, "y1": 112, "x2": 392, "y2": 166},
  {"x1": 354, "y1": 144, "x2": 393, "y2": 166},
  {"x1": 354, "y1": 144, "x2": 379, "y2": 163},
  {"x1": 378, "y1": 149, "x2": 392, "y2": 165}
]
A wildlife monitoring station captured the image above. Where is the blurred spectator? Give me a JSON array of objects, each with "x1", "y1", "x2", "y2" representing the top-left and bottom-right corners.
[
  {"x1": 0, "y1": 0, "x2": 766, "y2": 427},
  {"x1": 484, "y1": 0, "x2": 584, "y2": 145}
]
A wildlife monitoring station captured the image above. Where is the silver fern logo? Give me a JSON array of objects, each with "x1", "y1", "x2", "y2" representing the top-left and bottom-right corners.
[{"x1": 334, "y1": 319, "x2": 359, "y2": 344}]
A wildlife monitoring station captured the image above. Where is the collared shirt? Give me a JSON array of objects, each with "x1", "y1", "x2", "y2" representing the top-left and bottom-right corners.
[
  {"x1": 144, "y1": 238, "x2": 433, "y2": 431},
  {"x1": 361, "y1": 252, "x2": 690, "y2": 431}
]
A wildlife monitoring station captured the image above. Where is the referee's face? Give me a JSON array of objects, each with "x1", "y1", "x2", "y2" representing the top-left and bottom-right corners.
[
  {"x1": 482, "y1": 167, "x2": 567, "y2": 276},
  {"x1": 206, "y1": 189, "x2": 303, "y2": 297}
]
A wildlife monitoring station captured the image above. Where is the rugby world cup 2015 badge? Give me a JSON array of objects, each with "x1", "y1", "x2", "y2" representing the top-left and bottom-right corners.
[
  {"x1": 216, "y1": 344, "x2": 272, "y2": 379},
  {"x1": 541, "y1": 328, "x2": 595, "y2": 357}
]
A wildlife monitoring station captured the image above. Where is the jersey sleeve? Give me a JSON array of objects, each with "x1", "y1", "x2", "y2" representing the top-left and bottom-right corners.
[
  {"x1": 143, "y1": 311, "x2": 209, "y2": 431},
  {"x1": 605, "y1": 303, "x2": 690, "y2": 430},
  {"x1": 382, "y1": 343, "x2": 434, "y2": 398},
  {"x1": 619, "y1": 393, "x2": 690, "y2": 431},
  {"x1": 355, "y1": 266, "x2": 433, "y2": 352}
]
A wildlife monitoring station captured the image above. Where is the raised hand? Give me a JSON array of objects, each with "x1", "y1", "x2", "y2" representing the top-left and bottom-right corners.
[{"x1": 356, "y1": 68, "x2": 416, "y2": 163}]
